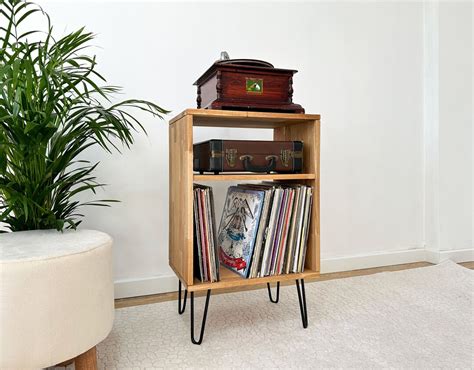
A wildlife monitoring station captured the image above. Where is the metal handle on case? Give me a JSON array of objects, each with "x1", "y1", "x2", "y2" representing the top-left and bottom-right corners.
[{"x1": 240, "y1": 155, "x2": 277, "y2": 173}]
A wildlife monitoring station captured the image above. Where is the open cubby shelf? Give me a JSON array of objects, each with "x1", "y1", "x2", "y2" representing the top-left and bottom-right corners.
[
  {"x1": 189, "y1": 265, "x2": 320, "y2": 292},
  {"x1": 169, "y1": 109, "x2": 320, "y2": 343},
  {"x1": 193, "y1": 173, "x2": 317, "y2": 182},
  {"x1": 170, "y1": 108, "x2": 320, "y2": 128}
]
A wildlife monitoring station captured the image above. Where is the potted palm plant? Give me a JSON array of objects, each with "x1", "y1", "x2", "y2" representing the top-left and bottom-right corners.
[
  {"x1": 0, "y1": 0, "x2": 167, "y2": 231},
  {"x1": 0, "y1": 1, "x2": 168, "y2": 368}
]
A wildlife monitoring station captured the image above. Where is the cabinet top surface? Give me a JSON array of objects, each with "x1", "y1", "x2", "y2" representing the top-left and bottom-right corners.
[{"x1": 169, "y1": 109, "x2": 320, "y2": 125}]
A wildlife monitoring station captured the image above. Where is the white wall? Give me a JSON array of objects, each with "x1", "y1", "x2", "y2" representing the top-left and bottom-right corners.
[
  {"x1": 35, "y1": 1, "x2": 471, "y2": 298},
  {"x1": 423, "y1": 1, "x2": 473, "y2": 264},
  {"x1": 438, "y1": 2, "x2": 472, "y2": 251}
]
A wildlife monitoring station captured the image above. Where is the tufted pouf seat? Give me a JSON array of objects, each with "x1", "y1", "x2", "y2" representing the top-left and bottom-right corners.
[{"x1": 0, "y1": 229, "x2": 114, "y2": 369}]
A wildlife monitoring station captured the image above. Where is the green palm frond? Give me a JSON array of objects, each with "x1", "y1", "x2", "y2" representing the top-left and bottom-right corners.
[{"x1": 0, "y1": 0, "x2": 169, "y2": 232}]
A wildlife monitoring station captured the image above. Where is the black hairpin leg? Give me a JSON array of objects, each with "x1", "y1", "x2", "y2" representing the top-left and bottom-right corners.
[
  {"x1": 296, "y1": 279, "x2": 308, "y2": 328},
  {"x1": 267, "y1": 282, "x2": 280, "y2": 303},
  {"x1": 190, "y1": 290, "x2": 211, "y2": 345},
  {"x1": 178, "y1": 280, "x2": 187, "y2": 315}
]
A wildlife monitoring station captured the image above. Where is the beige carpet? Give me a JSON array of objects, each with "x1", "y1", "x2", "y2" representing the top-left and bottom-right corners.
[{"x1": 97, "y1": 261, "x2": 473, "y2": 369}]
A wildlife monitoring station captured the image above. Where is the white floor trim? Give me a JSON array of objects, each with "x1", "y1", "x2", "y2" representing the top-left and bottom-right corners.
[
  {"x1": 114, "y1": 247, "x2": 473, "y2": 299},
  {"x1": 425, "y1": 248, "x2": 474, "y2": 264},
  {"x1": 320, "y1": 248, "x2": 427, "y2": 274},
  {"x1": 115, "y1": 274, "x2": 178, "y2": 299}
]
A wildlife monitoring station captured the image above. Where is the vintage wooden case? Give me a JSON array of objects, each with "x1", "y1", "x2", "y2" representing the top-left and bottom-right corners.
[
  {"x1": 194, "y1": 58, "x2": 304, "y2": 113},
  {"x1": 193, "y1": 139, "x2": 303, "y2": 174}
]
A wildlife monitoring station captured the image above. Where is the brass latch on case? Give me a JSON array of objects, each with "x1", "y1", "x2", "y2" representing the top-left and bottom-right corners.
[
  {"x1": 280, "y1": 149, "x2": 302, "y2": 167},
  {"x1": 225, "y1": 149, "x2": 237, "y2": 167},
  {"x1": 280, "y1": 149, "x2": 292, "y2": 167},
  {"x1": 211, "y1": 150, "x2": 223, "y2": 158}
]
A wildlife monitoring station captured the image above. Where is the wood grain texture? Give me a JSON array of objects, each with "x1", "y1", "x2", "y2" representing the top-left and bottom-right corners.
[
  {"x1": 194, "y1": 63, "x2": 304, "y2": 112},
  {"x1": 220, "y1": 71, "x2": 290, "y2": 102},
  {"x1": 188, "y1": 266, "x2": 319, "y2": 292},
  {"x1": 169, "y1": 110, "x2": 321, "y2": 291},
  {"x1": 169, "y1": 115, "x2": 194, "y2": 285},
  {"x1": 193, "y1": 173, "x2": 316, "y2": 182},
  {"x1": 75, "y1": 346, "x2": 97, "y2": 370},
  {"x1": 459, "y1": 261, "x2": 474, "y2": 269},
  {"x1": 274, "y1": 119, "x2": 320, "y2": 272},
  {"x1": 169, "y1": 109, "x2": 320, "y2": 125}
]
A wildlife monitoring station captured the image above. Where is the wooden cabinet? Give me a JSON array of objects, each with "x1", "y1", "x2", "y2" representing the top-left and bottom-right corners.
[{"x1": 169, "y1": 109, "x2": 321, "y2": 292}]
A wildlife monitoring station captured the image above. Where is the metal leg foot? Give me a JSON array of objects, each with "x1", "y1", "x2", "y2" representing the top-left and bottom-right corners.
[
  {"x1": 267, "y1": 282, "x2": 280, "y2": 303},
  {"x1": 190, "y1": 290, "x2": 211, "y2": 345},
  {"x1": 178, "y1": 280, "x2": 187, "y2": 315},
  {"x1": 296, "y1": 279, "x2": 308, "y2": 328}
]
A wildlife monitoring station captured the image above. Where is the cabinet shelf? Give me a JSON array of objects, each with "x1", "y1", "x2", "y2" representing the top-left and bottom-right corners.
[
  {"x1": 188, "y1": 266, "x2": 320, "y2": 292},
  {"x1": 193, "y1": 173, "x2": 316, "y2": 182},
  {"x1": 170, "y1": 109, "x2": 320, "y2": 128}
]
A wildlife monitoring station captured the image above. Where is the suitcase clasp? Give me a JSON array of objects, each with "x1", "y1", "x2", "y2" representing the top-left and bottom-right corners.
[
  {"x1": 211, "y1": 150, "x2": 223, "y2": 158},
  {"x1": 280, "y1": 149, "x2": 302, "y2": 167},
  {"x1": 280, "y1": 149, "x2": 292, "y2": 167},
  {"x1": 225, "y1": 149, "x2": 238, "y2": 167}
]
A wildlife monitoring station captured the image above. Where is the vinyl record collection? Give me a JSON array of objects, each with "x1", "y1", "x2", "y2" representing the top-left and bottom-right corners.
[
  {"x1": 193, "y1": 182, "x2": 313, "y2": 281},
  {"x1": 217, "y1": 183, "x2": 313, "y2": 278},
  {"x1": 193, "y1": 184, "x2": 219, "y2": 282}
]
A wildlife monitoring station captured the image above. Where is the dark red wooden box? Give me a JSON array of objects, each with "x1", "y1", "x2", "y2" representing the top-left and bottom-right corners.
[{"x1": 194, "y1": 58, "x2": 304, "y2": 113}]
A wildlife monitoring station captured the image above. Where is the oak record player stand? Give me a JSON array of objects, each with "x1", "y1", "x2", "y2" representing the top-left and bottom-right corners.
[{"x1": 169, "y1": 109, "x2": 320, "y2": 344}]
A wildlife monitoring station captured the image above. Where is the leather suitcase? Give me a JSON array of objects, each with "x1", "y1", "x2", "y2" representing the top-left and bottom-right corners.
[{"x1": 193, "y1": 140, "x2": 303, "y2": 174}]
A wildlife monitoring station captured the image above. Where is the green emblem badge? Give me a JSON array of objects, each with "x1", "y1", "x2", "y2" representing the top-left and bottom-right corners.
[{"x1": 246, "y1": 78, "x2": 263, "y2": 94}]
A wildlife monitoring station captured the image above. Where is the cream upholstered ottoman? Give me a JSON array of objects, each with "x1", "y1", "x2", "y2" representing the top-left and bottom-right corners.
[{"x1": 0, "y1": 229, "x2": 114, "y2": 369}]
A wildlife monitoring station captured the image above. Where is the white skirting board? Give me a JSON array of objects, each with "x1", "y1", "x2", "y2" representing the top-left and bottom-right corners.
[
  {"x1": 320, "y1": 249, "x2": 427, "y2": 274},
  {"x1": 115, "y1": 275, "x2": 178, "y2": 300},
  {"x1": 425, "y1": 248, "x2": 474, "y2": 264},
  {"x1": 114, "y1": 247, "x2": 474, "y2": 299}
]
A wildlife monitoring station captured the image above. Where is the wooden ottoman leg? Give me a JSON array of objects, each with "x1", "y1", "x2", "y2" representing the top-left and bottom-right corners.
[{"x1": 75, "y1": 346, "x2": 97, "y2": 370}]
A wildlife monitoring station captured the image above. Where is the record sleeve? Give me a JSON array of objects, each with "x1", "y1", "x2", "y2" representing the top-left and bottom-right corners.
[{"x1": 217, "y1": 186, "x2": 265, "y2": 278}]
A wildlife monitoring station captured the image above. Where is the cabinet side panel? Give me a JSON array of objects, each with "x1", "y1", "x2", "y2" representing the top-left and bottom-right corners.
[
  {"x1": 169, "y1": 115, "x2": 194, "y2": 285},
  {"x1": 274, "y1": 120, "x2": 320, "y2": 272}
]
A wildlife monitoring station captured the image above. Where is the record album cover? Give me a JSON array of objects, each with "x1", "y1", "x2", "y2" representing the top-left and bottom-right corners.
[{"x1": 217, "y1": 186, "x2": 265, "y2": 277}]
